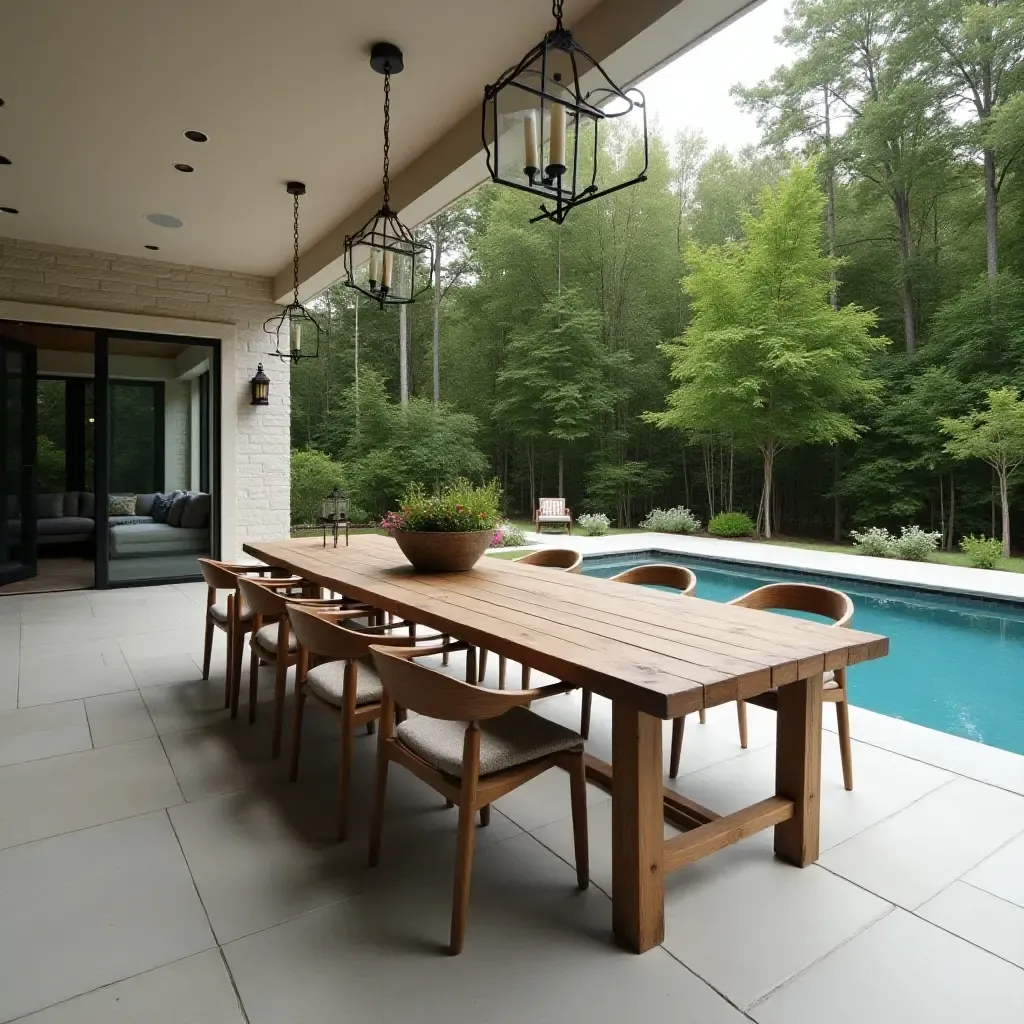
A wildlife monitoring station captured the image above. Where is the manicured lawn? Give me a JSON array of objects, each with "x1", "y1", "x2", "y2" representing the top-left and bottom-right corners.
[
  {"x1": 486, "y1": 550, "x2": 527, "y2": 560},
  {"x1": 290, "y1": 526, "x2": 386, "y2": 539}
]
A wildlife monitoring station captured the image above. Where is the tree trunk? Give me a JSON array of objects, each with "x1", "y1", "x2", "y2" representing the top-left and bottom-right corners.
[
  {"x1": 895, "y1": 192, "x2": 917, "y2": 353},
  {"x1": 527, "y1": 440, "x2": 535, "y2": 517},
  {"x1": 557, "y1": 448, "x2": 564, "y2": 499},
  {"x1": 984, "y1": 147, "x2": 999, "y2": 280},
  {"x1": 399, "y1": 303, "x2": 409, "y2": 405},
  {"x1": 728, "y1": 445, "x2": 734, "y2": 512},
  {"x1": 760, "y1": 446, "x2": 775, "y2": 540},
  {"x1": 824, "y1": 86, "x2": 839, "y2": 311},
  {"x1": 833, "y1": 446, "x2": 842, "y2": 543},
  {"x1": 999, "y1": 468, "x2": 1011, "y2": 558},
  {"x1": 682, "y1": 448, "x2": 690, "y2": 508},
  {"x1": 432, "y1": 221, "x2": 442, "y2": 403},
  {"x1": 947, "y1": 473, "x2": 955, "y2": 552},
  {"x1": 938, "y1": 473, "x2": 945, "y2": 550}
]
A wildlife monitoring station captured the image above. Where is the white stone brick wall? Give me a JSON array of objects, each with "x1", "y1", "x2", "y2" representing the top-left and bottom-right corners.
[{"x1": 0, "y1": 236, "x2": 292, "y2": 552}]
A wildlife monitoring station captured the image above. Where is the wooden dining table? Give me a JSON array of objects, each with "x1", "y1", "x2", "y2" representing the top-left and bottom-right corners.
[{"x1": 244, "y1": 534, "x2": 889, "y2": 954}]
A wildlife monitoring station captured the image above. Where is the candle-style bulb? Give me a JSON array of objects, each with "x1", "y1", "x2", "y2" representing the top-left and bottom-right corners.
[
  {"x1": 369, "y1": 249, "x2": 379, "y2": 291},
  {"x1": 546, "y1": 100, "x2": 567, "y2": 178},
  {"x1": 523, "y1": 110, "x2": 539, "y2": 179},
  {"x1": 382, "y1": 250, "x2": 393, "y2": 291}
]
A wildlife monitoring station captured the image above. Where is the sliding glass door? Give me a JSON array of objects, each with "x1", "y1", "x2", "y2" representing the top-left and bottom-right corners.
[{"x1": 0, "y1": 338, "x2": 37, "y2": 585}]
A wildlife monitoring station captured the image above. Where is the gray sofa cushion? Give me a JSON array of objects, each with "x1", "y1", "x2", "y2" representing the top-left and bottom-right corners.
[
  {"x1": 135, "y1": 493, "x2": 158, "y2": 516},
  {"x1": 37, "y1": 516, "x2": 94, "y2": 537},
  {"x1": 109, "y1": 521, "x2": 208, "y2": 558},
  {"x1": 79, "y1": 492, "x2": 95, "y2": 519},
  {"x1": 62, "y1": 492, "x2": 79, "y2": 517},
  {"x1": 37, "y1": 493, "x2": 64, "y2": 519},
  {"x1": 180, "y1": 493, "x2": 211, "y2": 529},
  {"x1": 165, "y1": 493, "x2": 189, "y2": 528},
  {"x1": 108, "y1": 514, "x2": 154, "y2": 527}
]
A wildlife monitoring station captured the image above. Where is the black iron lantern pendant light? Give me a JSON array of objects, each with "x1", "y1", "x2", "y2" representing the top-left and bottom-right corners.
[
  {"x1": 264, "y1": 181, "x2": 322, "y2": 362},
  {"x1": 344, "y1": 43, "x2": 434, "y2": 309},
  {"x1": 482, "y1": 0, "x2": 648, "y2": 224}
]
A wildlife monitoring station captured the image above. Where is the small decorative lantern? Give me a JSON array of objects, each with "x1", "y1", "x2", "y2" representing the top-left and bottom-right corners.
[
  {"x1": 250, "y1": 363, "x2": 270, "y2": 406},
  {"x1": 343, "y1": 43, "x2": 434, "y2": 309},
  {"x1": 482, "y1": 0, "x2": 648, "y2": 225},
  {"x1": 320, "y1": 486, "x2": 349, "y2": 547}
]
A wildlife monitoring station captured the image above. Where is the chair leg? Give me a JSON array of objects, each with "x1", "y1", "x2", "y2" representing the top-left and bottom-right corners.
[
  {"x1": 465, "y1": 647, "x2": 477, "y2": 684},
  {"x1": 202, "y1": 618, "x2": 214, "y2": 680},
  {"x1": 836, "y1": 699, "x2": 854, "y2": 791},
  {"x1": 445, "y1": 798, "x2": 455, "y2": 808},
  {"x1": 230, "y1": 628, "x2": 245, "y2": 719},
  {"x1": 248, "y1": 647, "x2": 260, "y2": 724},
  {"x1": 567, "y1": 752, "x2": 590, "y2": 890},
  {"x1": 288, "y1": 685, "x2": 306, "y2": 782},
  {"x1": 366, "y1": 721, "x2": 376, "y2": 736},
  {"x1": 223, "y1": 621, "x2": 233, "y2": 709},
  {"x1": 442, "y1": 637, "x2": 450, "y2": 667},
  {"x1": 477, "y1": 649, "x2": 488, "y2": 683},
  {"x1": 368, "y1": 755, "x2": 390, "y2": 867},
  {"x1": 580, "y1": 689, "x2": 592, "y2": 739},
  {"x1": 449, "y1": 799, "x2": 477, "y2": 955},
  {"x1": 737, "y1": 700, "x2": 749, "y2": 749},
  {"x1": 521, "y1": 665, "x2": 532, "y2": 689},
  {"x1": 669, "y1": 716, "x2": 684, "y2": 779},
  {"x1": 337, "y1": 713, "x2": 355, "y2": 842},
  {"x1": 698, "y1": 708, "x2": 706, "y2": 725},
  {"x1": 479, "y1": 804, "x2": 491, "y2": 827},
  {"x1": 498, "y1": 656, "x2": 507, "y2": 690},
  {"x1": 271, "y1": 656, "x2": 289, "y2": 758}
]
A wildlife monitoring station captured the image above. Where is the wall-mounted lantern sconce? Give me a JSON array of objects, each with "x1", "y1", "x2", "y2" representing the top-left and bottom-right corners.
[{"x1": 250, "y1": 363, "x2": 270, "y2": 406}]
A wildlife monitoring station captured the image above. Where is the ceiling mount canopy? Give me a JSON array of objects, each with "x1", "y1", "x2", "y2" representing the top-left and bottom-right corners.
[
  {"x1": 482, "y1": 0, "x2": 648, "y2": 225},
  {"x1": 344, "y1": 42, "x2": 434, "y2": 310},
  {"x1": 264, "y1": 181, "x2": 322, "y2": 362}
]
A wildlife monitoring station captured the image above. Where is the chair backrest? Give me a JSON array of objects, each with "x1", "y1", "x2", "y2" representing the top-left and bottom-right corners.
[
  {"x1": 288, "y1": 603, "x2": 416, "y2": 661},
  {"x1": 370, "y1": 645, "x2": 535, "y2": 721},
  {"x1": 198, "y1": 557, "x2": 244, "y2": 591},
  {"x1": 515, "y1": 547, "x2": 582, "y2": 573},
  {"x1": 729, "y1": 582, "x2": 853, "y2": 627},
  {"x1": 236, "y1": 574, "x2": 305, "y2": 617},
  {"x1": 538, "y1": 497, "x2": 566, "y2": 516},
  {"x1": 610, "y1": 563, "x2": 696, "y2": 595}
]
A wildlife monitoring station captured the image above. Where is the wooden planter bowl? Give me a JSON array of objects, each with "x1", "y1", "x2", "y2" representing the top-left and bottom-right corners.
[{"x1": 393, "y1": 530, "x2": 495, "y2": 573}]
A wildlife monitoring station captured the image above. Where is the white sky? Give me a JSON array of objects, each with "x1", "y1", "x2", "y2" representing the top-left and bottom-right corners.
[{"x1": 640, "y1": 0, "x2": 790, "y2": 154}]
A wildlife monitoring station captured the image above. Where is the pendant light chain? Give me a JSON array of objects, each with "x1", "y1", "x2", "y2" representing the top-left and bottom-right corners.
[
  {"x1": 552, "y1": 0, "x2": 563, "y2": 27},
  {"x1": 292, "y1": 190, "x2": 301, "y2": 306},
  {"x1": 381, "y1": 68, "x2": 392, "y2": 208}
]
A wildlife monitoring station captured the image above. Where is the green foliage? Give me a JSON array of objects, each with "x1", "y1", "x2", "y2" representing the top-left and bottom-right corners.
[
  {"x1": 851, "y1": 526, "x2": 897, "y2": 557},
  {"x1": 386, "y1": 479, "x2": 501, "y2": 533},
  {"x1": 576, "y1": 512, "x2": 611, "y2": 536},
  {"x1": 891, "y1": 525, "x2": 942, "y2": 561},
  {"x1": 960, "y1": 534, "x2": 1003, "y2": 569},
  {"x1": 491, "y1": 522, "x2": 527, "y2": 547},
  {"x1": 290, "y1": 449, "x2": 345, "y2": 527},
  {"x1": 640, "y1": 506, "x2": 702, "y2": 534},
  {"x1": 36, "y1": 436, "x2": 67, "y2": 494},
  {"x1": 708, "y1": 511, "x2": 756, "y2": 537}
]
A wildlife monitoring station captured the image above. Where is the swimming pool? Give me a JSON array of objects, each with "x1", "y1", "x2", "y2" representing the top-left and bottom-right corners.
[{"x1": 583, "y1": 551, "x2": 1024, "y2": 756}]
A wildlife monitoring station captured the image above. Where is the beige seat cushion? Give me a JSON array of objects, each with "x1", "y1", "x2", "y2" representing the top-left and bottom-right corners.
[
  {"x1": 823, "y1": 670, "x2": 838, "y2": 690},
  {"x1": 305, "y1": 658, "x2": 383, "y2": 708},
  {"x1": 396, "y1": 706, "x2": 582, "y2": 777},
  {"x1": 254, "y1": 623, "x2": 297, "y2": 654},
  {"x1": 210, "y1": 600, "x2": 251, "y2": 624}
]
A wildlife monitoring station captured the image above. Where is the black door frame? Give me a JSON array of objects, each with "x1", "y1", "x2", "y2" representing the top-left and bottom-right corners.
[{"x1": 0, "y1": 336, "x2": 38, "y2": 586}]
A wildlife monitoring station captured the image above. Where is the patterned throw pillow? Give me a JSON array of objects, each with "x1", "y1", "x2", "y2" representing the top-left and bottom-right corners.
[
  {"x1": 150, "y1": 491, "x2": 178, "y2": 523},
  {"x1": 108, "y1": 494, "x2": 137, "y2": 516}
]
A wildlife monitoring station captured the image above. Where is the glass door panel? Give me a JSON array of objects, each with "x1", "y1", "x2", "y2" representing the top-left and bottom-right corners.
[{"x1": 0, "y1": 339, "x2": 37, "y2": 585}]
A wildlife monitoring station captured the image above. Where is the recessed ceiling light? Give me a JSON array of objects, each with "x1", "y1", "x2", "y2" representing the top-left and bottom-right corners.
[
  {"x1": 173, "y1": 163, "x2": 194, "y2": 173},
  {"x1": 144, "y1": 244, "x2": 160, "y2": 250},
  {"x1": 0, "y1": 156, "x2": 10, "y2": 165},
  {"x1": 0, "y1": 207, "x2": 18, "y2": 214},
  {"x1": 145, "y1": 212, "x2": 183, "y2": 228},
  {"x1": 183, "y1": 129, "x2": 208, "y2": 143}
]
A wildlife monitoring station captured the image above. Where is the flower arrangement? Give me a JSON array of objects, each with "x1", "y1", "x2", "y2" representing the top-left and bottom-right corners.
[
  {"x1": 381, "y1": 479, "x2": 501, "y2": 534},
  {"x1": 490, "y1": 522, "x2": 528, "y2": 547},
  {"x1": 640, "y1": 506, "x2": 702, "y2": 534},
  {"x1": 577, "y1": 512, "x2": 611, "y2": 536}
]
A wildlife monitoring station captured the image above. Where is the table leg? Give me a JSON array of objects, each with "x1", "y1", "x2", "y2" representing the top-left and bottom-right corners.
[
  {"x1": 611, "y1": 702, "x2": 665, "y2": 953},
  {"x1": 773, "y1": 673, "x2": 823, "y2": 866}
]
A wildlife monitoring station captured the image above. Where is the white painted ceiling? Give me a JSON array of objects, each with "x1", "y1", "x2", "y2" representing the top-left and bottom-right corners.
[{"x1": 0, "y1": 0, "x2": 603, "y2": 277}]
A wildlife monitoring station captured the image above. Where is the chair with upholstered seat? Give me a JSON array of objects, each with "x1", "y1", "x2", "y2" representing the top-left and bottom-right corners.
[
  {"x1": 198, "y1": 558, "x2": 288, "y2": 713},
  {"x1": 534, "y1": 496, "x2": 572, "y2": 534},
  {"x1": 368, "y1": 641, "x2": 589, "y2": 954},
  {"x1": 666, "y1": 582, "x2": 856, "y2": 790},
  {"x1": 608, "y1": 563, "x2": 701, "y2": 776},
  {"x1": 286, "y1": 603, "x2": 447, "y2": 841}
]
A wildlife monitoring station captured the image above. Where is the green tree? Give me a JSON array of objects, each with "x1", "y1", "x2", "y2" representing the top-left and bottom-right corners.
[
  {"x1": 290, "y1": 449, "x2": 345, "y2": 527},
  {"x1": 940, "y1": 387, "x2": 1024, "y2": 554},
  {"x1": 649, "y1": 163, "x2": 887, "y2": 538}
]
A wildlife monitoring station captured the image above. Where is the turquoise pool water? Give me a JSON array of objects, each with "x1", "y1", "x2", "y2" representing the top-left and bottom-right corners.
[{"x1": 583, "y1": 552, "x2": 1024, "y2": 756}]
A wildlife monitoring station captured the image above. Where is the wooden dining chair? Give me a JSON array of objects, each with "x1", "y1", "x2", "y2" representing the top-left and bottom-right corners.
[
  {"x1": 608, "y1": 563, "x2": 702, "y2": 774},
  {"x1": 198, "y1": 558, "x2": 284, "y2": 713},
  {"x1": 368, "y1": 641, "x2": 589, "y2": 955},
  {"x1": 236, "y1": 573, "x2": 322, "y2": 754},
  {"x1": 286, "y1": 603, "x2": 443, "y2": 841},
  {"x1": 666, "y1": 582, "x2": 856, "y2": 790}
]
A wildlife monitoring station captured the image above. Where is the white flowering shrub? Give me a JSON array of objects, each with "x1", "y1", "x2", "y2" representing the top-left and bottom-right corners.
[
  {"x1": 577, "y1": 512, "x2": 611, "y2": 536},
  {"x1": 640, "y1": 506, "x2": 702, "y2": 534},
  {"x1": 891, "y1": 525, "x2": 941, "y2": 561},
  {"x1": 850, "y1": 526, "x2": 895, "y2": 557}
]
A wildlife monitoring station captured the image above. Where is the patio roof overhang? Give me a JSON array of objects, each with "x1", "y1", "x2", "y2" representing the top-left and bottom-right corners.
[{"x1": 0, "y1": 0, "x2": 760, "y2": 303}]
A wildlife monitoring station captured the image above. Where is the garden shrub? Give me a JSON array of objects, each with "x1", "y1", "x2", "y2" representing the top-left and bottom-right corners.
[
  {"x1": 382, "y1": 479, "x2": 502, "y2": 534},
  {"x1": 577, "y1": 512, "x2": 611, "y2": 536},
  {"x1": 850, "y1": 526, "x2": 895, "y2": 557},
  {"x1": 290, "y1": 449, "x2": 345, "y2": 527},
  {"x1": 491, "y1": 522, "x2": 527, "y2": 547},
  {"x1": 640, "y1": 506, "x2": 702, "y2": 534},
  {"x1": 960, "y1": 534, "x2": 1002, "y2": 569},
  {"x1": 890, "y1": 525, "x2": 941, "y2": 561},
  {"x1": 708, "y1": 511, "x2": 755, "y2": 537}
]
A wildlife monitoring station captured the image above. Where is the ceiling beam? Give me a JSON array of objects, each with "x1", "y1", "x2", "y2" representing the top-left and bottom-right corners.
[{"x1": 275, "y1": 0, "x2": 762, "y2": 303}]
